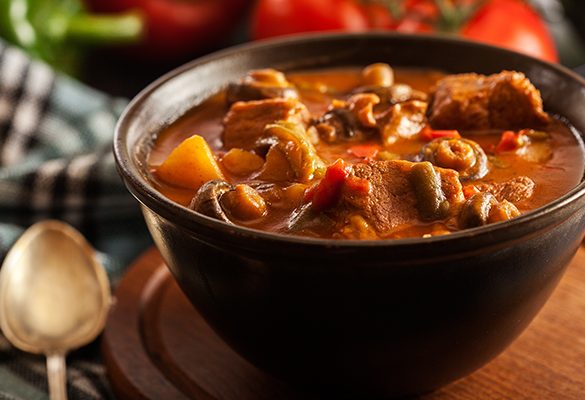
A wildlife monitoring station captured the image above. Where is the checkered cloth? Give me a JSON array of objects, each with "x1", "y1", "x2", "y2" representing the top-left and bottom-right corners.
[{"x1": 0, "y1": 41, "x2": 152, "y2": 399}]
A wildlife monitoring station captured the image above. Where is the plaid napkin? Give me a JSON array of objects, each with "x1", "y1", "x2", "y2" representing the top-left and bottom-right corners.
[{"x1": 0, "y1": 40, "x2": 152, "y2": 399}]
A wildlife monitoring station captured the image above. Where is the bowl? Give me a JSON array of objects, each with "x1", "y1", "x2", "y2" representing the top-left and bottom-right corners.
[{"x1": 114, "y1": 33, "x2": 585, "y2": 398}]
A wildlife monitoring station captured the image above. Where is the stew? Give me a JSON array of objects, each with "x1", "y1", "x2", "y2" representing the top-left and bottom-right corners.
[{"x1": 148, "y1": 65, "x2": 584, "y2": 240}]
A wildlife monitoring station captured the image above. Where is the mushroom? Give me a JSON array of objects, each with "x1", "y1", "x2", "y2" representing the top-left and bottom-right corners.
[
  {"x1": 419, "y1": 137, "x2": 488, "y2": 181},
  {"x1": 189, "y1": 181, "x2": 267, "y2": 223},
  {"x1": 256, "y1": 121, "x2": 325, "y2": 183},
  {"x1": 354, "y1": 84, "x2": 428, "y2": 105},
  {"x1": 226, "y1": 68, "x2": 298, "y2": 105},
  {"x1": 410, "y1": 162, "x2": 451, "y2": 221},
  {"x1": 189, "y1": 180, "x2": 235, "y2": 223},
  {"x1": 458, "y1": 192, "x2": 520, "y2": 229},
  {"x1": 362, "y1": 63, "x2": 395, "y2": 87},
  {"x1": 353, "y1": 64, "x2": 427, "y2": 105},
  {"x1": 314, "y1": 94, "x2": 380, "y2": 142},
  {"x1": 286, "y1": 202, "x2": 334, "y2": 233},
  {"x1": 315, "y1": 107, "x2": 362, "y2": 141}
]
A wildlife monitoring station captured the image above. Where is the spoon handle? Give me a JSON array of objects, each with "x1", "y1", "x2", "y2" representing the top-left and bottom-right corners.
[{"x1": 47, "y1": 353, "x2": 68, "y2": 400}]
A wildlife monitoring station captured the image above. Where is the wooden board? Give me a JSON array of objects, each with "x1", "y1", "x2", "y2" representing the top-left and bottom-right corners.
[{"x1": 102, "y1": 247, "x2": 585, "y2": 399}]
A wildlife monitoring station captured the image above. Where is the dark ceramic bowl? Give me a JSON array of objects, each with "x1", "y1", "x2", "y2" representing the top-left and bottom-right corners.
[{"x1": 114, "y1": 33, "x2": 585, "y2": 398}]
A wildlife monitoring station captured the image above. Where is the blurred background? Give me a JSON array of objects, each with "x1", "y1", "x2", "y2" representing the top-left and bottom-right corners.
[{"x1": 1, "y1": 0, "x2": 585, "y2": 97}]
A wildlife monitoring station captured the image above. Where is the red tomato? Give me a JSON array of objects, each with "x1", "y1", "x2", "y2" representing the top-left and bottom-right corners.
[
  {"x1": 394, "y1": 18, "x2": 434, "y2": 33},
  {"x1": 250, "y1": 0, "x2": 557, "y2": 63},
  {"x1": 462, "y1": 0, "x2": 558, "y2": 62},
  {"x1": 251, "y1": 0, "x2": 369, "y2": 40},
  {"x1": 362, "y1": 3, "x2": 395, "y2": 30},
  {"x1": 86, "y1": 0, "x2": 249, "y2": 60},
  {"x1": 404, "y1": 0, "x2": 438, "y2": 20}
]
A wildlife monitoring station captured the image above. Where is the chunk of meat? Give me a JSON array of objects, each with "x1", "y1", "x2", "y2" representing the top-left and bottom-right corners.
[
  {"x1": 380, "y1": 100, "x2": 428, "y2": 146},
  {"x1": 428, "y1": 71, "x2": 550, "y2": 131},
  {"x1": 223, "y1": 98, "x2": 308, "y2": 149},
  {"x1": 475, "y1": 176, "x2": 535, "y2": 203},
  {"x1": 338, "y1": 160, "x2": 464, "y2": 232}
]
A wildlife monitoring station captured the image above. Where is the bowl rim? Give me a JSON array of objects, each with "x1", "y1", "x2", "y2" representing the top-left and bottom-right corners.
[{"x1": 114, "y1": 31, "x2": 585, "y2": 249}]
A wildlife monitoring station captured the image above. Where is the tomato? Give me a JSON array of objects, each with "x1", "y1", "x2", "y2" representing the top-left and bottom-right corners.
[
  {"x1": 86, "y1": 0, "x2": 249, "y2": 60},
  {"x1": 251, "y1": 0, "x2": 369, "y2": 40},
  {"x1": 362, "y1": 3, "x2": 395, "y2": 30},
  {"x1": 461, "y1": 0, "x2": 558, "y2": 62},
  {"x1": 403, "y1": 0, "x2": 438, "y2": 20},
  {"x1": 394, "y1": 18, "x2": 434, "y2": 33},
  {"x1": 250, "y1": 0, "x2": 557, "y2": 63}
]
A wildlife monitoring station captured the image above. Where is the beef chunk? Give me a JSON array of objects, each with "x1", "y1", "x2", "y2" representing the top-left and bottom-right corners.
[
  {"x1": 428, "y1": 71, "x2": 550, "y2": 131},
  {"x1": 223, "y1": 98, "x2": 308, "y2": 150},
  {"x1": 380, "y1": 100, "x2": 428, "y2": 146},
  {"x1": 338, "y1": 160, "x2": 464, "y2": 232},
  {"x1": 475, "y1": 176, "x2": 535, "y2": 203}
]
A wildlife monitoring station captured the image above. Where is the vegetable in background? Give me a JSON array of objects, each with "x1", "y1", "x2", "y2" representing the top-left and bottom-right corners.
[
  {"x1": 251, "y1": 0, "x2": 371, "y2": 40},
  {"x1": 251, "y1": 0, "x2": 557, "y2": 62},
  {"x1": 0, "y1": 0, "x2": 143, "y2": 74},
  {"x1": 86, "y1": 0, "x2": 250, "y2": 60},
  {"x1": 461, "y1": 0, "x2": 557, "y2": 62}
]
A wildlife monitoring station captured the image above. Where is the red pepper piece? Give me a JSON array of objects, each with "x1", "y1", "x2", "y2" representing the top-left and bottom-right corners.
[
  {"x1": 348, "y1": 144, "x2": 380, "y2": 159},
  {"x1": 420, "y1": 126, "x2": 461, "y2": 142},
  {"x1": 306, "y1": 159, "x2": 351, "y2": 211},
  {"x1": 463, "y1": 184, "x2": 481, "y2": 199},
  {"x1": 496, "y1": 130, "x2": 526, "y2": 153}
]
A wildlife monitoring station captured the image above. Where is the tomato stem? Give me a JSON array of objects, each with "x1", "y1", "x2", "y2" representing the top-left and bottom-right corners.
[
  {"x1": 373, "y1": 0, "x2": 404, "y2": 20},
  {"x1": 434, "y1": 0, "x2": 486, "y2": 32}
]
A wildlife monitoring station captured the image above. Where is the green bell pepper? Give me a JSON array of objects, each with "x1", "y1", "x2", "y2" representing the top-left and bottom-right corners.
[{"x1": 0, "y1": 0, "x2": 143, "y2": 75}]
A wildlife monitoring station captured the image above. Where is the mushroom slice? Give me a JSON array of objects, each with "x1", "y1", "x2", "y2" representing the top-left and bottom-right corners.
[
  {"x1": 190, "y1": 181, "x2": 268, "y2": 223},
  {"x1": 315, "y1": 94, "x2": 380, "y2": 142},
  {"x1": 419, "y1": 137, "x2": 488, "y2": 181},
  {"x1": 458, "y1": 192, "x2": 520, "y2": 229},
  {"x1": 362, "y1": 63, "x2": 394, "y2": 87},
  {"x1": 189, "y1": 180, "x2": 235, "y2": 223},
  {"x1": 410, "y1": 162, "x2": 451, "y2": 221},
  {"x1": 226, "y1": 69, "x2": 298, "y2": 105},
  {"x1": 221, "y1": 184, "x2": 267, "y2": 220},
  {"x1": 257, "y1": 121, "x2": 325, "y2": 183}
]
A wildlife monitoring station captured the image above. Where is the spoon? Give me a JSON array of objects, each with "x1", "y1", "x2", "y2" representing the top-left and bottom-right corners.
[{"x1": 0, "y1": 220, "x2": 111, "y2": 400}]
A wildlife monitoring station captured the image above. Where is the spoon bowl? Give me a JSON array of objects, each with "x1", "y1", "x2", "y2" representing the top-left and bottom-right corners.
[{"x1": 0, "y1": 220, "x2": 111, "y2": 399}]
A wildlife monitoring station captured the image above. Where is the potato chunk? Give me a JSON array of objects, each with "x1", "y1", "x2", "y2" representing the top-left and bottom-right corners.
[
  {"x1": 221, "y1": 148, "x2": 264, "y2": 176},
  {"x1": 156, "y1": 134, "x2": 224, "y2": 190}
]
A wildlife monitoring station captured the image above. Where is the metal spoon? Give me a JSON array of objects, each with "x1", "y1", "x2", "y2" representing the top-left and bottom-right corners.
[{"x1": 0, "y1": 220, "x2": 111, "y2": 400}]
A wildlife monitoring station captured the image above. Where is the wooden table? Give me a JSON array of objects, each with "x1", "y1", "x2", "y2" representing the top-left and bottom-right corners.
[{"x1": 102, "y1": 247, "x2": 585, "y2": 399}]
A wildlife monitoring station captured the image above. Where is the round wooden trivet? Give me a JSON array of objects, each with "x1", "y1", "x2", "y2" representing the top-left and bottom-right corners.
[{"x1": 102, "y1": 247, "x2": 585, "y2": 399}]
